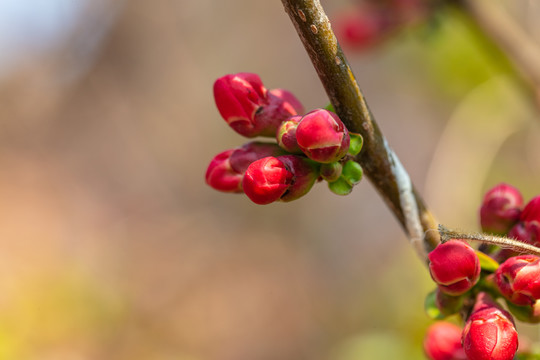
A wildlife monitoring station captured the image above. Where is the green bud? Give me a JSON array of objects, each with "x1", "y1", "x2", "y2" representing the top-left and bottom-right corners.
[
  {"x1": 320, "y1": 162, "x2": 342, "y2": 182},
  {"x1": 342, "y1": 160, "x2": 363, "y2": 185},
  {"x1": 348, "y1": 133, "x2": 363, "y2": 156}
]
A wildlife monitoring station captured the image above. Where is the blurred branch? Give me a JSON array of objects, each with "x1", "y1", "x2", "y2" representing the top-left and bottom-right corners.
[
  {"x1": 280, "y1": 0, "x2": 440, "y2": 261},
  {"x1": 459, "y1": 0, "x2": 540, "y2": 107}
]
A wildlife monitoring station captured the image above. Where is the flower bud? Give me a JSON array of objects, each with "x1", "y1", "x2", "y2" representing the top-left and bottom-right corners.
[
  {"x1": 462, "y1": 293, "x2": 518, "y2": 360},
  {"x1": 277, "y1": 155, "x2": 319, "y2": 203},
  {"x1": 480, "y1": 183, "x2": 523, "y2": 235},
  {"x1": 206, "y1": 142, "x2": 284, "y2": 194},
  {"x1": 334, "y1": 7, "x2": 390, "y2": 51},
  {"x1": 276, "y1": 115, "x2": 302, "y2": 153},
  {"x1": 424, "y1": 322, "x2": 466, "y2": 360},
  {"x1": 428, "y1": 240, "x2": 480, "y2": 296},
  {"x1": 205, "y1": 149, "x2": 243, "y2": 193},
  {"x1": 521, "y1": 196, "x2": 540, "y2": 224},
  {"x1": 508, "y1": 221, "x2": 540, "y2": 246},
  {"x1": 229, "y1": 142, "x2": 284, "y2": 174},
  {"x1": 296, "y1": 109, "x2": 350, "y2": 163},
  {"x1": 242, "y1": 155, "x2": 318, "y2": 205},
  {"x1": 504, "y1": 299, "x2": 540, "y2": 324},
  {"x1": 213, "y1": 73, "x2": 303, "y2": 138},
  {"x1": 495, "y1": 255, "x2": 540, "y2": 306}
]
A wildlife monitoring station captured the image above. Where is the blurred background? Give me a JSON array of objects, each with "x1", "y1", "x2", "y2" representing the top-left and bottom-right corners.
[{"x1": 0, "y1": 0, "x2": 539, "y2": 359}]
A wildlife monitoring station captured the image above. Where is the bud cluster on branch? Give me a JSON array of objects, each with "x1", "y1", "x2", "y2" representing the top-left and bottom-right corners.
[
  {"x1": 206, "y1": 73, "x2": 364, "y2": 204},
  {"x1": 425, "y1": 184, "x2": 540, "y2": 360}
]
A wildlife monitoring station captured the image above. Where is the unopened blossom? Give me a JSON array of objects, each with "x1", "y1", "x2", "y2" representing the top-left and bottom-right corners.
[
  {"x1": 295, "y1": 109, "x2": 350, "y2": 163},
  {"x1": 428, "y1": 240, "x2": 480, "y2": 296}
]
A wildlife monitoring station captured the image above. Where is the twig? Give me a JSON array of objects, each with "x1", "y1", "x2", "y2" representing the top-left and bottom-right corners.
[
  {"x1": 280, "y1": 0, "x2": 440, "y2": 260},
  {"x1": 459, "y1": 0, "x2": 540, "y2": 106},
  {"x1": 439, "y1": 224, "x2": 540, "y2": 256}
]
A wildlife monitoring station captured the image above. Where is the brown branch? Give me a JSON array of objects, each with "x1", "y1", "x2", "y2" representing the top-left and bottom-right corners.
[
  {"x1": 459, "y1": 0, "x2": 540, "y2": 107},
  {"x1": 280, "y1": 0, "x2": 440, "y2": 260}
]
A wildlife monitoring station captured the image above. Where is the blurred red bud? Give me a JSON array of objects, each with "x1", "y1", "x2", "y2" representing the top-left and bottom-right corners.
[
  {"x1": 495, "y1": 255, "x2": 540, "y2": 306},
  {"x1": 428, "y1": 240, "x2": 480, "y2": 296},
  {"x1": 424, "y1": 322, "x2": 466, "y2": 360},
  {"x1": 521, "y1": 196, "x2": 540, "y2": 224},
  {"x1": 479, "y1": 183, "x2": 522, "y2": 235}
]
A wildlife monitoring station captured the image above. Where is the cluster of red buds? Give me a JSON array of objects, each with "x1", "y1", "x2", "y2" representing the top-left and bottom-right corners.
[
  {"x1": 206, "y1": 72, "x2": 364, "y2": 204},
  {"x1": 424, "y1": 183, "x2": 540, "y2": 360},
  {"x1": 333, "y1": 0, "x2": 430, "y2": 51}
]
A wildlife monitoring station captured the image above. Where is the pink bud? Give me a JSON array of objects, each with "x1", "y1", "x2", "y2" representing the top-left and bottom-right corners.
[
  {"x1": 242, "y1": 155, "x2": 318, "y2": 205},
  {"x1": 508, "y1": 221, "x2": 540, "y2": 247},
  {"x1": 276, "y1": 115, "x2": 302, "y2": 153},
  {"x1": 206, "y1": 142, "x2": 284, "y2": 194},
  {"x1": 334, "y1": 7, "x2": 389, "y2": 50},
  {"x1": 462, "y1": 293, "x2": 518, "y2": 360},
  {"x1": 296, "y1": 109, "x2": 350, "y2": 163},
  {"x1": 242, "y1": 157, "x2": 292, "y2": 205},
  {"x1": 268, "y1": 89, "x2": 304, "y2": 118},
  {"x1": 521, "y1": 196, "x2": 540, "y2": 224},
  {"x1": 213, "y1": 73, "x2": 303, "y2": 138},
  {"x1": 229, "y1": 142, "x2": 284, "y2": 174},
  {"x1": 277, "y1": 155, "x2": 319, "y2": 203},
  {"x1": 428, "y1": 240, "x2": 480, "y2": 296},
  {"x1": 495, "y1": 255, "x2": 540, "y2": 306},
  {"x1": 424, "y1": 322, "x2": 466, "y2": 360},
  {"x1": 205, "y1": 149, "x2": 243, "y2": 193},
  {"x1": 479, "y1": 183, "x2": 522, "y2": 235}
]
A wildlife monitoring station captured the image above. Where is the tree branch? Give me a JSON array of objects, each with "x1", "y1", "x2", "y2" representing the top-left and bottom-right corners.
[{"x1": 280, "y1": 0, "x2": 440, "y2": 260}]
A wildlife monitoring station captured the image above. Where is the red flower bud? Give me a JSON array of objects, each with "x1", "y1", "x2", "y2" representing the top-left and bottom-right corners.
[
  {"x1": 213, "y1": 73, "x2": 303, "y2": 138},
  {"x1": 296, "y1": 109, "x2": 350, "y2": 163},
  {"x1": 462, "y1": 293, "x2": 518, "y2": 360},
  {"x1": 206, "y1": 142, "x2": 283, "y2": 194},
  {"x1": 495, "y1": 255, "x2": 540, "y2": 306},
  {"x1": 480, "y1": 183, "x2": 523, "y2": 235},
  {"x1": 424, "y1": 322, "x2": 466, "y2": 360},
  {"x1": 428, "y1": 240, "x2": 480, "y2": 296},
  {"x1": 521, "y1": 196, "x2": 540, "y2": 224},
  {"x1": 276, "y1": 115, "x2": 302, "y2": 153},
  {"x1": 205, "y1": 149, "x2": 243, "y2": 193},
  {"x1": 508, "y1": 221, "x2": 540, "y2": 247},
  {"x1": 229, "y1": 142, "x2": 284, "y2": 174},
  {"x1": 242, "y1": 155, "x2": 318, "y2": 205},
  {"x1": 334, "y1": 7, "x2": 390, "y2": 51}
]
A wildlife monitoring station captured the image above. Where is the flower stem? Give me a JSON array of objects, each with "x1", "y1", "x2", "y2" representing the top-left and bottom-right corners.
[{"x1": 438, "y1": 224, "x2": 540, "y2": 256}]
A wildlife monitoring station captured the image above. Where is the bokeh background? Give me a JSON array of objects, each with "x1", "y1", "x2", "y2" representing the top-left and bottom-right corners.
[{"x1": 0, "y1": 0, "x2": 539, "y2": 359}]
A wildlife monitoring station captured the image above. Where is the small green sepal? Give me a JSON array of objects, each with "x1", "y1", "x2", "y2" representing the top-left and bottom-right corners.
[
  {"x1": 348, "y1": 133, "x2": 363, "y2": 156},
  {"x1": 328, "y1": 177, "x2": 353, "y2": 196},
  {"x1": 476, "y1": 251, "x2": 499, "y2": 272},
  {"x1": 342, "y1": 160, "x2": 363, "y2": 185},
  {"x1": 324, "y1": 103, "x2": 335, "y2": 112}
]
